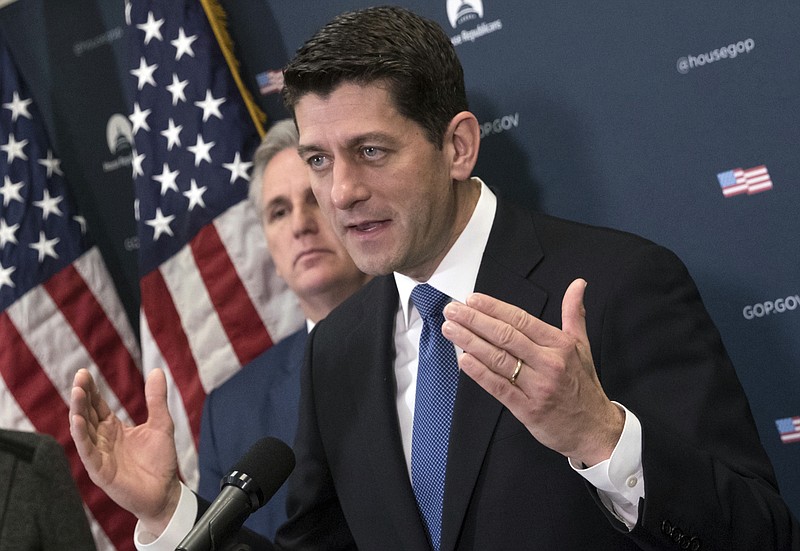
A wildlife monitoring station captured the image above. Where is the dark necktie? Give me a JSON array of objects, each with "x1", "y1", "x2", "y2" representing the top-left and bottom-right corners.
[{"x1": 410, "y1": 284, "x2": 459, "y2": 551}]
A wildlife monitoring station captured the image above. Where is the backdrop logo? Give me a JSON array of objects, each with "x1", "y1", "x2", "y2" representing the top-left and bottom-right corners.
[
  {"x1": 676, "y1": 38, "x2": 755, "y2": 74},
  {"x1": 775, "y1": 416, "x2": 800, "y2": 444},
  {"x1": 446, "y1": 0, "x2": 502, "y2": 46},
  {"x1": 742, "y1": 294, "x2": 800, "y2": 320},
  {"x1": 102, "y1": 113, "x2": 133, "y2": 173},
  {"x1": 447, "y1": 0, "x2": 483, "y2": 28},
  {"x1": 717, "y1": 165, "x2": 772, "y2": 197},
  {"x1": 479, "y1": 112, "x2": 519, "y2": 139}
]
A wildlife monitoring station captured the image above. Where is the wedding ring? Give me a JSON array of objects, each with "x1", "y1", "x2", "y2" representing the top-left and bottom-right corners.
[{"x1": 509, "y1": 358, "x2": 523, "y2": 385}]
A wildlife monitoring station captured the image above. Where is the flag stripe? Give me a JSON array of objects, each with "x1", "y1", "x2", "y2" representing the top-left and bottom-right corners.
[
  {"x1": 73, "y1": 247, "x2": 142, "y2": 368},
  {"x1": 141, "y1": 267, "x2": 205, "y2": 442},
  {"x1": 43, "y1": 262, "x2": 147, "y2": 424},
  {"x1": 214, "y1": 200, "x2": 304, "y2": 341},
  {"x1": 159, "y1": 243, "x2": 241, "y2": 393},
  {"x1": 139, "y1": 315, "x2": 200, "y2": 488},
  {"x1": 191, "y1": 221, "x2": 273, "y2": 365},
  {"x1": 0, "y1": 313, "x2": 137, "y2": 550}
]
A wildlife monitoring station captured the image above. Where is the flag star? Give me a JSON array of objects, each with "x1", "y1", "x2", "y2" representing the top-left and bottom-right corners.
[
  {"x1": 171, "y1": 27, "x2": 198, "y2": 60},
  {"x1": 0, "y1": 261, "x2": 15, "y2": 290},
  {"x1": 130, "y1": 56, "x2": 158, "y2": 90},
  {"x1": 129, "y1": 102, "x2": 152, "y2": 134},
  {"x1": 1, "y1": 134, "x2": 29, "y2": 163},
  {"x1": 187, "y1": 134, "x2": 215, "y2": 167},
  {"x1": 166, "y1": 73, "x2": 188, "y2": 105},
  {"x1": 194, "y1": 90, "x2": 225, "y2": 122},
  {"x1": 222, "y1": 152, "x2": 253, "y2": 184},
  {"x1": 131, "y1": 149, "x2": 145, "y2": 178},
  {"x1": 0, "y1": 176, "x2": 25, "y2": 206},
  {"x1": 33, "y1": 188, "x2": 64, "y2": 220},
  {"x1": 183, "y1": 179, "x2": 207, "y2": 210},
  {"x1": 0, "y1": 218, "x2": 20, "y2": 248},
  {"x1": 73, "y1": 215, "x2": 87, "y2": 234},
  {"x1": 38, "y1": 149, "x2": 64, "y2": 178},
  {"x1": 3, "y1": 91, "x2": 33, "y2": 122},
  {"x1": 152, "y1": 163, "x2": 180, "y2": 196},
  {"x1": 160, "y1": 118, "x2": 183, "y2": 151},
  {"x1": 137, "y1": 10, "x2": 164, "y2": 44},
  {"x1": 29, "y1": 230, "x2": 60, "y2": 262},
  {"x1": 145, "y1": 207, "x2": 175, "y2": 240}
]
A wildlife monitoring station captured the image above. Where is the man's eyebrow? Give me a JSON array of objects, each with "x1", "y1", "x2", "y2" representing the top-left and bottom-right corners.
[
  {"x1": 296, "y1": 144, "x2": 318, "y2": 158},
  {"x1": 264, "y1": 195, "x2": 289, "y2": 210}
]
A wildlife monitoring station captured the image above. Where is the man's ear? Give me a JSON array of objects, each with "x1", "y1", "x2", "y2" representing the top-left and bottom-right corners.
[{"x1": 446, "y1": 111, "x2": 480, "y2": 181}]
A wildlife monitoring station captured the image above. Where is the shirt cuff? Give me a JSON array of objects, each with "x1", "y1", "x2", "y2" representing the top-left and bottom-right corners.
[
  {"x1": 569, "y1": 402, "x2": 644, "y2": 529},
  {"x1": 134, "y1": 482, "x2": 198, "y2": 550}
]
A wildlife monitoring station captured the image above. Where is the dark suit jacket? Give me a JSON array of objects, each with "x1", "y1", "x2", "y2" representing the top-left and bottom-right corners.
[
  {"x1": 273, "y1": 199, "x2": 799, "y2": 550},
  {"x1": 0, "y1": 429, "x2": 96, "y2": 550},
  {"x1": 199, "y1": 327, "x2": 307, "y2": 539}
]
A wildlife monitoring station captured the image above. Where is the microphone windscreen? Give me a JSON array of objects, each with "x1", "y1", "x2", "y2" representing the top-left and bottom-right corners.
[{"x1": 230, "y1": 436, "x2": 295, "y2": 503}]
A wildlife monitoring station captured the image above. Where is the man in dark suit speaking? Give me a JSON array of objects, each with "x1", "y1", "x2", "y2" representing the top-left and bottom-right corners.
[{"x1": 71, "y1": 6, "x2": 800, "y2": 550}]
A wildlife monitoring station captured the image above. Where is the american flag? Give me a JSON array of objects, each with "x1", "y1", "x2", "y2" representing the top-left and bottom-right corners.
[
  {"x1": 126, "y1": 0, "x2": 302, "y2": 492},
  {"x1": 717, "y1": 165, "x2": 773, "y2": 197},
  {"x1": 775, "y1": 416, "x2": 800, "y2": 444},
  {"x1": 256, "y1": 69, "x2": 285, "y2": 96},
  {"x1": 0, "y1": 31, "x2": 144, "y2": 550}
]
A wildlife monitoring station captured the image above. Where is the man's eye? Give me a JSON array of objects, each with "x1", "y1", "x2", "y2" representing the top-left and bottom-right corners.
[
  {"x1": 267, "y1": 207, "x2": 287, "y2": 222},
  {"x1": 308, "y1": 155, "x2": 327, "y2": 169},
  {"x1": 362, "y1": 147, "x2": 381, "y2": 158}
]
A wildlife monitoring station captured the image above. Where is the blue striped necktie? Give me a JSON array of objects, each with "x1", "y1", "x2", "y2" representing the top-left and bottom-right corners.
[{"x1": 410, "y1": 284, "x2": 459, "y2": 551}]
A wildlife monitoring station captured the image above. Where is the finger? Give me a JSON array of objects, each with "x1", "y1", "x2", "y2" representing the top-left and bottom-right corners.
[
  {"x1": 69, "y1": 385, "x2": 102, "y2": 471},
  {"x1": 561, "y1": 279, "x2": 588, "y2": 343},
  {"x1": 458, "y1": 293, "x2": 563, "y2": 348},
  {"x1": 442, "y1": 315, "x2": 541, "y2": 390},
  {"x1": 443, "y1": 299, "x2": 548, "y2": 378},
  {"x1": 144, "y1": 368, "x2": 174, "y2": 434},
  {"x1": 70, "y1": 369, "x2": 98, "y2": 442}
]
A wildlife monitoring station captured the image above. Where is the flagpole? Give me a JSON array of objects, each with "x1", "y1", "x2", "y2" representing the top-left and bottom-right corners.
[{"x1": 199, "y1": 0, "x2": 267, "y2": 137}]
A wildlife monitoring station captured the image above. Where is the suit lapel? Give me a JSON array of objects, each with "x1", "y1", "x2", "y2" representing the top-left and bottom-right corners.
[
  {"x1": 342, "y1": 276, "x2": 432, "y2": 548},
  {"x1": 441, "y1": 199, "x2": 549, "y2": 550}
]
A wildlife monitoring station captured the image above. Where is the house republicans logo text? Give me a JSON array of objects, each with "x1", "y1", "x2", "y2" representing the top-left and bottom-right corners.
[{"x1": 446, "y1": 0, "x2": 502, "y2": 46}]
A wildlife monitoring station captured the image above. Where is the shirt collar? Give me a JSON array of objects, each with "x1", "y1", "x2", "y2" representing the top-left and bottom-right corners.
[{"x1": 395, "y1": 178, "x2": 497, "y2": 326}]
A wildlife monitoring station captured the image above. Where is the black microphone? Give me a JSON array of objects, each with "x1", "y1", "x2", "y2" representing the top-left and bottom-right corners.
[{"x1": 176, "y1": 436, "x2": 295, "y2": 551}]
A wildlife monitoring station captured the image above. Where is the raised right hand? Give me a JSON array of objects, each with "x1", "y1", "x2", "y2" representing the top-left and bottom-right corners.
[{"x1": 69, "y1": 367, "x2": 182, "y2": 536}]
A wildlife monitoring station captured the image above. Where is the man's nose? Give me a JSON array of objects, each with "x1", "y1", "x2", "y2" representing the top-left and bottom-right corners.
[
  {"x1": 331, "y1": 160, "x2": 369, "y2": 210},
  {"x1": 291, "y1": 204, "x2": 318, "y2": 236}
]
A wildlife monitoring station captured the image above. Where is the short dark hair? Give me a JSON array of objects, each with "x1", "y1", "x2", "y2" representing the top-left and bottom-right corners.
[{"x1": 282, "y1": 6, "x2": 468, "y2": 149}]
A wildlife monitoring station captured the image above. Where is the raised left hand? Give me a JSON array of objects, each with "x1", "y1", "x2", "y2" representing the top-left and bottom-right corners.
[{"x1": 442, "y1": 278, "x2": 624, "y2": 466}]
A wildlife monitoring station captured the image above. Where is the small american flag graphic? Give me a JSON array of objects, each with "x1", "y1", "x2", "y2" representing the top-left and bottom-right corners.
[
  {"x1": 717, "y1": 165, "x2": 773, "y2": 197},
  {"x1": 775, "y1": 416, "x2": 800, "y2": 444},
  {"x1": 256, "y1": 69, "x2": 285, "y2": 96}
]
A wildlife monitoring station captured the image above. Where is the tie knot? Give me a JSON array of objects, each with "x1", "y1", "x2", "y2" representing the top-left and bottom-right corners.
[{"x1": 410, "y1": 284, "x2": 451, "y2": 321}]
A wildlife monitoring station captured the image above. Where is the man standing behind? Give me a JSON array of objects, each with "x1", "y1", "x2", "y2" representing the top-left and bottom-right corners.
[
  {"x1": 70, "y1": 119, "x2": 368, "y2": 543},
  {"x1": 196, "y1": 119, "x2": 368, "y2": 539}
]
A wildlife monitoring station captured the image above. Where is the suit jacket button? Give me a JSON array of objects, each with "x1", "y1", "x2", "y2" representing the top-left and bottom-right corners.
[
  {"x1": 689, "y1": 536, "x2": 701, "y2": 550},
  {"x1": 661, "y1": 519, "x2": 673, "y2": 536}
]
